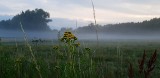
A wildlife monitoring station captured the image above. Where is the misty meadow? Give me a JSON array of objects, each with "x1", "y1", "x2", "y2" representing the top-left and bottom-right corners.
[{"x1": 0, "y1": 0, "x2": 160, "y2": 78}]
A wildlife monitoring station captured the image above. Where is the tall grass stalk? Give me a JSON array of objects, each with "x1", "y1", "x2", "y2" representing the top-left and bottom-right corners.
[
  {"x1": 20, "y1": 22, "x2": 42, "y2": 78},
  {"x1": 74, "y1": 19, "x2": 78, "y2": 34},
  {"x1": 90, "y1": 0, "x2": 99, "y2": 49},
  {"x1": 14, "y1": 38, "x2": 18, "y2": 49},
  {"x1": 14, "y1": 38, "x2": 18, "y2": 52},
  {"x1": 117, "y1": 45, "x2": 123, "y2": 77}
]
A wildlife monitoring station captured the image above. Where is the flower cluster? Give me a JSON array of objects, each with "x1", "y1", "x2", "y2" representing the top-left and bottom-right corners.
[{"x1": 60, "y1": 31, "x2": 77, "y2": 43}]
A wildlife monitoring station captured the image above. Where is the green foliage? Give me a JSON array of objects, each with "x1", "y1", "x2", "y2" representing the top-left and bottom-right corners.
[
  {"x1": 0, "y1": 37, "x2": 1, "y2": 45},
  {"x1": 53, "y1": 31, "x2": 95, "y2": 78},
  {"x1": 0, "y1": 40, "x2": 160, "y2": 78}
]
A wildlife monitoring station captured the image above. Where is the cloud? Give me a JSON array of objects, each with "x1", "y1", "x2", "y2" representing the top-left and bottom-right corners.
[
  {"x1": 48, "y1": 18, "x2": 89, "y2": 30},
  {"x1": 0, "y1": 15, "x2": 12, "y2": 21},
  {"x1": 0, "y1": 0, "x2": 160, "y2": 27}
]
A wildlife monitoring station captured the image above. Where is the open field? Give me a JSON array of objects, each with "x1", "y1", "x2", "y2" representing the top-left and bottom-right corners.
[{"x1": 0, "y1": 40, "x2": 160, "y2": 78}]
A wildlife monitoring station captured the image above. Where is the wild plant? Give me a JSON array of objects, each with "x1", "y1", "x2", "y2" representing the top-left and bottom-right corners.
[
  {"x1": 53, "y1": 31, "x2": 94, "y2": 78},
  {"x1": 128, "y1": 50, "x2": 157, "y2": 78},
  {"x1": 128, "y1": 63, "x2": 133, "y2": 78},
  {"x1": 144, "y1": 50, "x2": 157, "y2": 78}
]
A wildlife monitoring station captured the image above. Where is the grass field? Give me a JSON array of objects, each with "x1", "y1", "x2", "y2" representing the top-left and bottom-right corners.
[{"x1": 0, "y1": 39, "x2": 160, "y2": 78}]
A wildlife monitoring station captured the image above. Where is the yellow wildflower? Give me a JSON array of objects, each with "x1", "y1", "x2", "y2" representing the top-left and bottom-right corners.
[{"x1": 61, "y1": 31, "x2": 78, "y2": 43}]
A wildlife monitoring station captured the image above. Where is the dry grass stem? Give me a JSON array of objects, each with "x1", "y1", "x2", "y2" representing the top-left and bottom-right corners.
[
  {"x1": 20, "y1": 22, "x2": 42, "y2": 78},
  {"x1": 91, "y1": 0, "x2": 99, "y2": 49}
]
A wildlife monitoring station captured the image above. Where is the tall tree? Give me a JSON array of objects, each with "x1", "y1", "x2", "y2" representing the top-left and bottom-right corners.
[{"x1": 0, "y1": 9, "x2": 52, "y2": 31}]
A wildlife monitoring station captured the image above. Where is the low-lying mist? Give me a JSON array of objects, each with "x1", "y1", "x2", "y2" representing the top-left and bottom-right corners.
[
  {"x1": 1, "y1": 29, "x2": 160, "y2": 42},
  {"x1": 0, "y1": 29, "x2": 58, "y2": 41},
  {"x1": 76, "y1": 33, "x2": 160, "y2": 41}
]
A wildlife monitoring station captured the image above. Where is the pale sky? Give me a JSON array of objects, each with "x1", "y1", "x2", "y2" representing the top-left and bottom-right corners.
[{"x1": 0, "y1": 0, "x2": 160, "y2": 29}]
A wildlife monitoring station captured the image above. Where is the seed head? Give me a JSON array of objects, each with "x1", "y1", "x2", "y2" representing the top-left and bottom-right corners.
[
  {"x1": 53, "y1": 46, "x2": 59, "y2": 50},
  {"x1": 85, "y1": 48, "x2": 91, "y2": 51},
  {"x1": 74, "y1": 42, "x2": 80, "y2": 47}
]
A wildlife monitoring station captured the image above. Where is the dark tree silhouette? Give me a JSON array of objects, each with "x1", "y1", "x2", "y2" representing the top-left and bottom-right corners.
[{"x1": 0, "y1": 8, "x2": 52, "y2": 31}]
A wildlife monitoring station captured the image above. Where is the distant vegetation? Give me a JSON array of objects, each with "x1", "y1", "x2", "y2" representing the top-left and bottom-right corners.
[
  {"x1": 0, "y1": 9, "x2": 52, "y2": 31},
  {"x1": 76, "y1": 18, "x2": 160, "y2": 35},
  {"x1": 0, "y1": 9, "x2": 160, "y2": 36},
  {"x1": 0, "y1": 8, "x2": 160, "y2": 36}
]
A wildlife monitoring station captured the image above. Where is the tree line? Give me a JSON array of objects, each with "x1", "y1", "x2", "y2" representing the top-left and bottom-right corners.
[
  {"x1": 1, "y1": 8, "x2": 160, "y2": 35},
  {"x1": 75, "y1": 18, "x2": 160, "y2": 35}
]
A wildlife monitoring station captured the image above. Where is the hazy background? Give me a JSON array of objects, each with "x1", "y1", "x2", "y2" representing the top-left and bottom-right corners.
[
  {"x1": 1, "y1": 0, "x2": 160, "y2": 41},
  {"x1": 1, "y1": 0, "x2": 160, "y2": 29}
]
